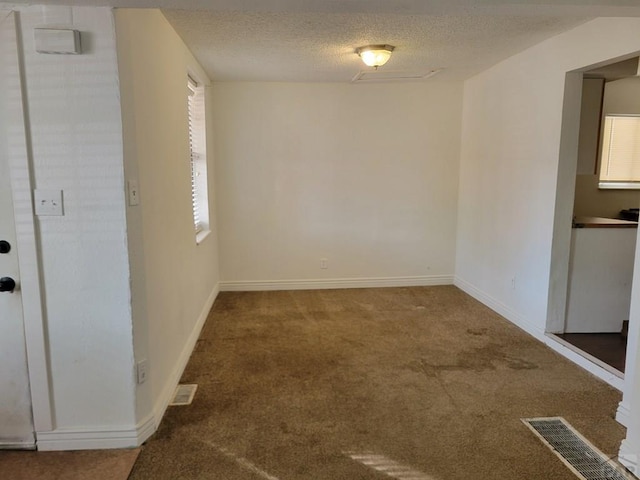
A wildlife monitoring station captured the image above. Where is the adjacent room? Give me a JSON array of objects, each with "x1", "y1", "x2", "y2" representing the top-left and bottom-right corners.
[
  {"x1": 2, "y1": 1, "x2": 640, "y2": 479},
  {"x1": 555, "y1": 57, "x2": 640, "y2": 376}
]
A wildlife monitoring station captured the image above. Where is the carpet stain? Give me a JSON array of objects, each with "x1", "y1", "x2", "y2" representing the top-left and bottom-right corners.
[
  {"x1": 129, "y1": 286, "x2": 623, "y2": 480},
  {"x1": 410, "y1": 343, "x2": 537, "y2": 376},
  {"x1": 467, "y1": 327, "x2": 488, "y2": 336},
  {"x1": 504, "y1": 355, "x2": 539, "y2": 370},
  {"x1": 402, "y1": 351, "x2": 540, "y2": 382}
]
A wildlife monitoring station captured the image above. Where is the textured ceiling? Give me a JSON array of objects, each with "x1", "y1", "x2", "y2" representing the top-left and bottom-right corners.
[
  {"x1": 3, "y1": 0, "x2": 640, "y2": 82},
  {"x1": 162, "y1": 10, "x2": 590, "y2": 82}
]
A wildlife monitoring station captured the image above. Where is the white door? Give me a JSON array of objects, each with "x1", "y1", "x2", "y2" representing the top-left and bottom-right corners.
[{"x1": 0, "y1": 10, "x2": 35, "y2": 448}]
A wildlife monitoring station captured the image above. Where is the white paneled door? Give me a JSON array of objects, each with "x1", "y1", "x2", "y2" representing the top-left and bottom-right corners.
[{"x1": 0, "y1": 11, "x2": 35, "y2": 448}]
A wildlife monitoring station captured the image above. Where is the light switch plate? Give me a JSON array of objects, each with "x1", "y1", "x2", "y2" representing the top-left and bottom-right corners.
[
  {"x1": 136, "y1": 359, "x2": 148, "y2": 384},
  {"x1": 128, "y1": 179, "x2": 140, "y2": 206},
  {"x1": 34, "y1": 189, "x2": 64, "y2": 216}
]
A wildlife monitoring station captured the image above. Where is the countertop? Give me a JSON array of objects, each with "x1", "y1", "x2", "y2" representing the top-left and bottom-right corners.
[{"x1": 573, "y1": 216, "x2": 638, "y2": 228}]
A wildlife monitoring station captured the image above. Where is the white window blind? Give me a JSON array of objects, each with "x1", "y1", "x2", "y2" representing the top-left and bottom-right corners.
[
  {"x1": 188, "y1": 75, "x2": 209, "y2": 235},
  {"x1": 599, "y1": 115, "x2": 640, "y2": 189}
]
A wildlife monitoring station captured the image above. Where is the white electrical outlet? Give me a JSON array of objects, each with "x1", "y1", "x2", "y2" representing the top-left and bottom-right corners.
[
  {"x1": 136, "y1": 359, "x2": 148, "y2": 384},
  {"x1": 320, "y1": 258, "x2": 328, "y2": 269}
]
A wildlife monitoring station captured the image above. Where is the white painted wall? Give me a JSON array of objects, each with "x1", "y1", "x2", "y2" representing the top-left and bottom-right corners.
[
  {"x1": 454, "y1": 17, "x2": 640, "y2": 473},
  {"x1": 11, "y1": 6, "x2": 137, "y2": 449},
  {"x1": 213, "y1": 82, "x2": 462, "y2": 289},
  {"x1": 115, "y1": 9, "x2": 220, "y2": 431},
  {"x1": 9, "y1": 2, "x2": 640, "y2": 458},
  {"x1": 1, "y1": 5, "x2": 220, "y2": 451},
  {"x1": 456, "y1": 17, "x2": 640, "y2": 337}
]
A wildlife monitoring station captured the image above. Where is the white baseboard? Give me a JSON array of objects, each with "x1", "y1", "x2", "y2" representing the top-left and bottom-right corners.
[
  {"x1": 133, "y1": 412, "x2": 157, "y2": 447},
  {"x1": 0, "y1": 441, "x2": 35, "y2": 450},
  {"x1": 36, "y1": 402, "x2": 156, "y2": 451},
  {"x1": 220, "y1": 275, "x2": 454, "y2": 292},
  {"x1": 617, "y1": 401, "x2": 631, "y2": 428},
  {"x1": 453, "y1": 276, "x2": 544, "y2": 338},
  {"x1": 36, "y1": 282, "x2": 220, "y2": 451},
  {"x1": 151, "y1": 281, "x2": 220, "y2": 425},
  {"x1": 619, "y1": 438, "x2": 640, "y2": 478},
  {"x1": 37, "y1": 425, "x2": 142, "y2": 451},
  {"x1": 454, "y1": 276, "x2": 624, "y2": 391}
]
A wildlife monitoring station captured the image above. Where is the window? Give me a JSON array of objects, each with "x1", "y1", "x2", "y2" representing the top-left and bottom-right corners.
[
  {"x1": 187, "y1": 75, "x2": 210, "y2": 241},
  {"x1": 599, "y1": 114, "x2": 640, "y2": 189}
]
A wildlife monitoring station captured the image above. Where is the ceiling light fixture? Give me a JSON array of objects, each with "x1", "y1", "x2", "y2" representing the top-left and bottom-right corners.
[{"x1": 356, "y1": 44, "x2": 395, "y2": 69}]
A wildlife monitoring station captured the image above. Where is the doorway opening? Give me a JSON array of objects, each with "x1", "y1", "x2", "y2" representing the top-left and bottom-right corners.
[{"x1": 548, "y1": 55, "x2": 640, "y2": 381}]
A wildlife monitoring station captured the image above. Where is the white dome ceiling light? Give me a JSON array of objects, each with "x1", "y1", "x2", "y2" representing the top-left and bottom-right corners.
[{"x1": 356, "y1": 44, "x2": 395, "y2": 69}]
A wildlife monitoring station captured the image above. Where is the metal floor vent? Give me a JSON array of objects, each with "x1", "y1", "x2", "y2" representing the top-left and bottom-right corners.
[
  {"x1": 170, "y1": 384, "x2": 198, "y2": 406},
  {"x1": 523, "y1": 417, "x2": 631, "y2": 480}
]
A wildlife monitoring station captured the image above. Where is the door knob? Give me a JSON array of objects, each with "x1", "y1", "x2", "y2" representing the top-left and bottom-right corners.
[
  {"x1": 0, "y1": 277, "x2": 16, "y2": 293},
  {"x1": 0, "y1": 241, "x2": 10, "y2": 254}
]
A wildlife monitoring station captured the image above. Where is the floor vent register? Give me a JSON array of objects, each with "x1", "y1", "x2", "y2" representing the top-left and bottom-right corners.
[
  {"x1": 522, "y1": 417, "x2": 632, "y2": 480},
  {"x1": 170, "y1": 384, "x2": 198, "y2": 406}
]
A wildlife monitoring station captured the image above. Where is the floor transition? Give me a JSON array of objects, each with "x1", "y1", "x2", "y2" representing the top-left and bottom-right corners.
[{"x1": 556, "y1": 333, "x2": 627, "y2": 373}]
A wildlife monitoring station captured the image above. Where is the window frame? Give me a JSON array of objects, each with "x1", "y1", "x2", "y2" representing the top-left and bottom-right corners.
[
  {"x1": 598, "y1": 113, "x2": 640, "y2": 190},
  {"x1": 187, "y1": 73, "x2": 210, "y2": 243}
]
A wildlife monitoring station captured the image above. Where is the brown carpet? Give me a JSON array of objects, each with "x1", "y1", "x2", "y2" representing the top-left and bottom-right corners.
[
  {"x1": 0, "y1": 448, "x2": 140, "y2": 480},
  {"x1": 130, "y1": 286, "x2": 626, "y2": 479}
]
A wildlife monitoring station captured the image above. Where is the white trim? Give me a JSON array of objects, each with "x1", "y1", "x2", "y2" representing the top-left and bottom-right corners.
[
  {"x1": 547, "y1": 333, "x2": 624, "y2": 380},
  {"x1": 37, "y1": 411, "x2": 155, "y2": 451},
  {"x1": 186, "y1": 65, "x2": 210, "y2": 88},
  {"x1": 151, "y1": 282, "x2": 219, "y2": 424},
  {"x1": 619, "y1": 438, "x2": 640, "y2": 479},
  {"x1": 599, "y1": 181, "x2": 640, "y2": 190},
  {"x1": 195, "y1": 228, "x2": 211, "y2": 245},
  {"x1": 220, "y1": 275, "x2": 454, "y2": 292},
  {"x1": 617, "y1": 401, "x2": 631, "y2": 428},
  {"x1": 37, "y1": 425, "x2": 142, "y2": 451},
  {"x1": 454, "y1": 276, "x2": 543, "y2": 338},
  {"x1": 3, "y1": 10, "x2": 53, "y2": 433},
  {"x1": 454, "y1": 276, "x2": 624, "y2": 391},
  {"x1": 133, "y1": 412, "x2": 156, "y2": 446},
  {"x1": 37, "y1": 412, "x2": 154, "y2": 450},
  {"x1": 544, "y1": 334, "x2": 624, "y2": 390},
  {"x1": 36, "y1": 282, "x2": 220, "y2": 451},
  {"x1": 0, "y1": 441, "x2": 36, "y2": 450},
  {"x1": 547, "y1": 333, "x2": 624, "y2": 379}
]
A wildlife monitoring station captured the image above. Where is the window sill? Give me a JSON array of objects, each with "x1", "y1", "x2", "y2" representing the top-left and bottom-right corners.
[
  {"x1": 599, "y1": 181, "x2": 640, "y2": 190},
  {"x1": 196, "y1": 229, "x2": 211, "y2": 245}
]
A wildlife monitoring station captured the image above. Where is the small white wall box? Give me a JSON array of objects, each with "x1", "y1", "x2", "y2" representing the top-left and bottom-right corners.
[{"x1": 34, "y1": 28, "x2": 82, "y2": 55}]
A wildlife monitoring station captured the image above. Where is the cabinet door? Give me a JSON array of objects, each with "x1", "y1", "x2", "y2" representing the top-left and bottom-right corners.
[{"x1": 576, "y1": 78, "x2": 604, "y2": 176}]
